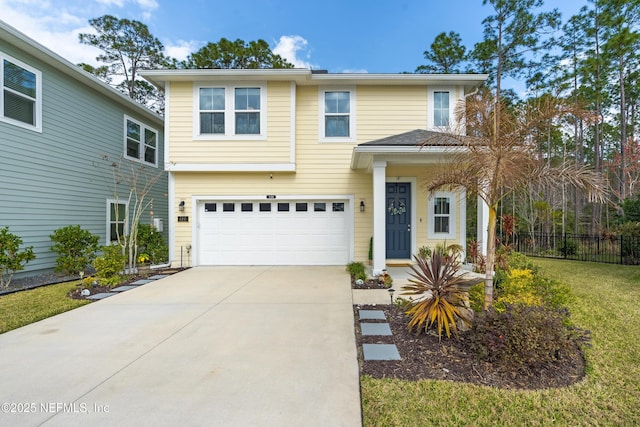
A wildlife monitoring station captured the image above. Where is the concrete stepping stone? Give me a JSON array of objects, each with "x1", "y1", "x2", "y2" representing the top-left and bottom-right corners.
[
  {"x1": 86, "y1": 293, "x2": 114, "y2": 300},
  {"x1": 358, "y1": 309, "x2": 386, "y2": 320},
  {"x1": 362, "y1": 344, "x2": 401, "y2": 361},
  {"x1": 148, "y1": 275, "x2": 168, "y2": 280},
  {"x1": 110, "y1": 285, "x2": 137, "y2": 292},
  {"x1": 130, "y1": 279, "x2": 154, "y2": 285},
  {"x1": 360, "y1": 322, "x2": 392, "y2": 336}
]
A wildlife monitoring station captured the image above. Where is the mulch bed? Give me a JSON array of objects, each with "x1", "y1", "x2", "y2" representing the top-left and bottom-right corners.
[
  {"x1": 354, "y1": 303, "x2": 587, "y2": 390},
  {"x1": 67, "y1": 268, "x2": 187, "y2": 300}
]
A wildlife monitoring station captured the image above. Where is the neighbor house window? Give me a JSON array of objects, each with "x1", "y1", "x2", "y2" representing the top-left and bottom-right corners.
[
  {"x1": 428, "y1": 192, "x2": 456, "y2": 240},
  {"x1": 319, "y1": 87, "x2": 355, "y2": 141},
  {"x1": 1, "y1": 53, "x2": 42, "y2": 131},
  {"x1": 124, "y1": 115, "x2": 158, "y2": 167},
  {"x1": 107, "y1": 200, "x2": 128, "y2": 244},
  {"x1": 196, "y1": 84, "x2": 265, "y2": 138}
]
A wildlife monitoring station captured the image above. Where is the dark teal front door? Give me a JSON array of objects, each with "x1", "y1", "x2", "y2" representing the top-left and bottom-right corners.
[{"x1": 386, "y1": 183, "x2": 411, "y2": 259}]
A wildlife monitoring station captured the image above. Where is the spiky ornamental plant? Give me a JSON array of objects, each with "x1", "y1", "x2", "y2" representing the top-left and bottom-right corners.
[{"x1": 402, "y1": 253, "x2": 471, "y2": 339}]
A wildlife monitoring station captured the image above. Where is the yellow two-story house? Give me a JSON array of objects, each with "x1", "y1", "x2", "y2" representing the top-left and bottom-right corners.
[{"x1": 141, "y1": 69, "x2": 488, "y2": 274}]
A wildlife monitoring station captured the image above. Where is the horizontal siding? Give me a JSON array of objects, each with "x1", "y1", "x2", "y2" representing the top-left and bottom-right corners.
[
  {"x1": 169, "y1": 80, "x2": 468, "y2": 266},
  {"x1": 167, "y1": 81, "x2": 292, "y2": 164},
  {"x1": 0, "y1": 43, "x2": 168, "y2": 277},
  {"x1": 357, "y1": 85, "x2": 428, "y2": 141}
]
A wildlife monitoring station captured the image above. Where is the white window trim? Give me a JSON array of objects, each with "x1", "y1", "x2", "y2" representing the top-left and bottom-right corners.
[
  {"x1": 123, "y1": 115, "x2": 159, "y2": 167},
  {"x1": 0, "y1": 51, "x2": 42, "y2": 132},
  {"x1": 427, "y1": 86, "x2": 455, "y2": 131},
  {"x1": 193, "y1": 81, "x2": 267, "y2": 140},
  {"x1": 318, "y1": 86, "x2": 356, "y2": 143},
  {"x1": 106, "y1": 199, "x2": 129, "y2": 245},
  {"x1": 427, "y1": 191, "x2": 457, "y2": 240}
]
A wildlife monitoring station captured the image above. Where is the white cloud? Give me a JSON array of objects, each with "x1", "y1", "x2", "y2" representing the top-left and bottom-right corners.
[
  {"x1": 341, "y1": 68, "x2": 369, "y2": 74},
  {"x1": 164, "y1": 40, "x2": 199, "y2": 62},
  {"x1": 273, "y1": 35, "x2": 316, "y2": 69},
  {"x1": 0, "y1": 0, "x2": 161, "y2": 66},
  {"x1": 0, "y1": 1, "x2": 102, "y2": 66}
]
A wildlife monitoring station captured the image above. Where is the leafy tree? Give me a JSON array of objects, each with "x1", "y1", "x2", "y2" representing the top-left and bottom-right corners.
[
  {"x1": 600, "y1": 0, "x2": 640, "y2": 200},
  {"x1": 415, "y1": 31, "x2": 467, "y2": 73},
  {"x1": 471, "y1": 0, "x2": 560, "y2": 100},
  {"x1": 425, "y1": 89, "x2": 607, "y2": 309},
  {"x1": 0, "y1": 227, "x2": 36, "y2": 288},
  {"x1": 182, "y1": 38, "x2": 293, "y2": 69},
  {"x1": 78, "y1": 15, "x2": 169, "y2": 111}
]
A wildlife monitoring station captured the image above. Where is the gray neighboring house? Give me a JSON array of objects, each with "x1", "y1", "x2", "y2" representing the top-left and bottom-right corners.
[{"x1": 0, "y1": 20, "x2": 168, "y2": 278}]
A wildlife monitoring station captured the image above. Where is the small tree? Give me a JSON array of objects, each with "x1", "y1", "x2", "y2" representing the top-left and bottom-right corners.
[
  {"x1": 0, "y1": 227, "x2": 36, "y2": 288},
  {"x1": 425, "y1": 89, "x2": 607, "y2": 309},
  {"x1": 107, "y1": 156, "x2": 164, "y2": 273},
  {"x1": 50, "y1": 225, "x2": 100, "y2": 275}
]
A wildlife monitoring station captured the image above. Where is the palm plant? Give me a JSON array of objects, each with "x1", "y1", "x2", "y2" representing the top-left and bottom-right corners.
[
  {"x1": 402, "y1": 252, "x2": 470, "y2": 339},
  {"x1": 423, "y1": 88, "x2": 607, "y2": 309}
]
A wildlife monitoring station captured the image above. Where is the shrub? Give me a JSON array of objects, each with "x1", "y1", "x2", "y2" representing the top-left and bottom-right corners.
[
  {"x1": 468, "y1": 282, "x2": 484, "y2": 313},
  {"x1": 93, "y1": 244, "x2": 126, "y2": 287},
  {"x1": 559, "y1": 239, "x2": 578, "y2": 257},
  {"x1": 494, "y1": 269, "x2": 543, "y2": 313},
  {"x1": 534, "y1": 275, "x2": 573, "y2": 309},
  {"x1": 402, "y1": 253, "x2": 470, "y2": 338},
  {"x1": 136, "y1": 224, "x2": 168, "y2": 264},
  {"x1": 616, "y1": 222, "x2": 640, "y2": 261},
  {"x1": 464, "y1": 304, "x2": 590, "y2": 370},
  {"x1": 346, "y1": 261, "x2": 367, "y2": 282},
  {"x1": 49, "y1": 225, "x2": 100, "y2": 275},
  {"x1": 417, "y1": 245, "x2": 432, "y2": 261},
  {"x1": 0, "y1": 227, "x2": 36, "y2": 288}
]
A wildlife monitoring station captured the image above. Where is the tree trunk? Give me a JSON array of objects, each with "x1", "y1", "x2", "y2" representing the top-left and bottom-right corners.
[{"x1": 483, "y1": 206, "x2": 497, "y2": 310}]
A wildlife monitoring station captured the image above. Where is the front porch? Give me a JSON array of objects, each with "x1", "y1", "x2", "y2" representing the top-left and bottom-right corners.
[{"x1": 351, "y1": 129, "x2": 489, "y2": 275}]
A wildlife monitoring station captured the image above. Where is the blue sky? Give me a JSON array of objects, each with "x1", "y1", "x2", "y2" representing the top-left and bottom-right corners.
[{"x1": 3, "y1": 0, "x2": 586, "y2": 81}]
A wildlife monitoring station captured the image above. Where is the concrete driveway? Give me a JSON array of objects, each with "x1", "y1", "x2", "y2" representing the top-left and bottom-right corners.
[{"x1": 0, "y1": 267, "x2": 362, "y2": 427}]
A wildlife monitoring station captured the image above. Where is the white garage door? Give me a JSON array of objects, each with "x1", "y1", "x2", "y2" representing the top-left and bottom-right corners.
[{"x1": 197, "y1": 200, "x2": 350, "y2": 265}]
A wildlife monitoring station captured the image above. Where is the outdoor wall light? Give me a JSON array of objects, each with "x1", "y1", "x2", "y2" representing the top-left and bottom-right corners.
[
  {"x1": 179, "y1": 200, "x2": 185, "y2": 212},
  {"x1": 360, "y1": 200, "x2": 365, "y2": 212}
]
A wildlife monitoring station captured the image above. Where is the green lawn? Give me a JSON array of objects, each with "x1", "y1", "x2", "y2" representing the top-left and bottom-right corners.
[
  {"x1": 361, "y1": 259, "x2": 640, "y2": 426},
  {"x1": 0, "y1": 281, "x2": 90, "y2": 334}
]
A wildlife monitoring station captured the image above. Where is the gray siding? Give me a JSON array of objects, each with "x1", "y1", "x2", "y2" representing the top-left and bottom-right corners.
[{"x1": 0, "y1": 41, "x2": 167, "y2": 277}]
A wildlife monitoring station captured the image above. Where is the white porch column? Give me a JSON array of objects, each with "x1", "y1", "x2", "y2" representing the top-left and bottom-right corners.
[
  {"x1": 477, "y1": 196, "x2": 489, "y2": 256},
  {"x1": 372, "y1": 161, "x2": 387, "y2": 275},
  {"x1": 459, "y1": 189, "x2": 467, "y2": 261}
]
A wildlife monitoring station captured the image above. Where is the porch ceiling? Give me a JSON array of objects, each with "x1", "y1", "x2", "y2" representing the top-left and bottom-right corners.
[{"x1": 351, "y1": 129, "x2": 468, "y2": 171}]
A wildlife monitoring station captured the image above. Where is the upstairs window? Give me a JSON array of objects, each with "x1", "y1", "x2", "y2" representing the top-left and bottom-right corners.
[
  {"x1": 319, "y1": 87, "x2": 355, "y2": 141},
  {"x1": 1, "y1": 53, "x2": 41, "y2": 131},
  {"x1": 324, "y1": 91, "x2": 350, "y2": 137},
  {"x1": 124, "y1": 116, "x2": 158, "y2": 167},
  {"x1": 235, "y1": 88, "x2": 260, "y2": 134},
  {"x1": 196, "y1": 84, "x2": 265, "y2": 138},
  {"x1": 199, "y1": 88, "x2": 225, "y2": 134},
  {"x1": 433, "y1": 91, "x2": 450, "y2": 127}
]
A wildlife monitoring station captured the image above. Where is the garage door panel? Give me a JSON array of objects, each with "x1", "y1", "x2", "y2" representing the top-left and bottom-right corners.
[{"x1": 198, "y1": 200, "x2": 349, "y2": 265}]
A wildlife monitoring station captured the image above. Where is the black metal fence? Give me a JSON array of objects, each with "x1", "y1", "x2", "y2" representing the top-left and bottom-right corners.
[{"x1": 507, "y1": 233, "x2": 640, "y2": 265}]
